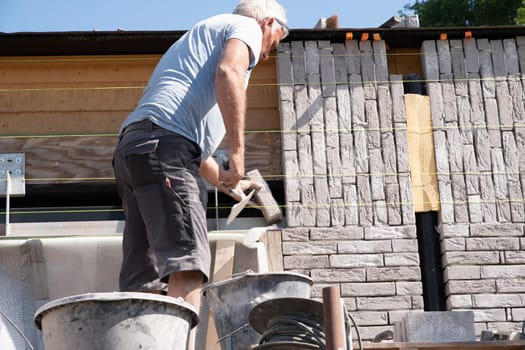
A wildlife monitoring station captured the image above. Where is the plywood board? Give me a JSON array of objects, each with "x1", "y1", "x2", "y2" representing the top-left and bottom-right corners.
[
  {"x1": 1, "y1": 132, "x2": 282, "y2": 185},
  {"x1": 405, "y1": 94, "x2": 441, "y2": 212}
]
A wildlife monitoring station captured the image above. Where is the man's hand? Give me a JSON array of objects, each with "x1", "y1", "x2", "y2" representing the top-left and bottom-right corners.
[
  {"x1": 226, "y1": 179, "x2": 262, "y2": 203},
  {"x1": 219, "y1": 152, "x2": 244, "y2": 188}
]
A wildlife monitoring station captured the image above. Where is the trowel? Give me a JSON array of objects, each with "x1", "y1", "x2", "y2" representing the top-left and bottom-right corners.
[{"x1": 226, "y1": 188, "x2": 256, "y2": 225}]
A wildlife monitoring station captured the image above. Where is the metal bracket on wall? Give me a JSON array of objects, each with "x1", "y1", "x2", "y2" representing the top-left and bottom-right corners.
[
  {"x1": 1, "y1": 153, "x2": 26, "y2": 236},
  {"x1": 0, "y1": 153, "x2": 26, "y2": 197}
]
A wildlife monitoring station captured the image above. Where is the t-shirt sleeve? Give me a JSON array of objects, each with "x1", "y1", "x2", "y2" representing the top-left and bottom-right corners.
[{"x1": 226, "y1": 17, "x2": 262, "y2": 69}]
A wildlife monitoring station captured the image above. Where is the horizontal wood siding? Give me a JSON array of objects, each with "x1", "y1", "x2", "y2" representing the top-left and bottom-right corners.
[{"x1": 0, "y1": 54, "x2": 282, "y2": 184}]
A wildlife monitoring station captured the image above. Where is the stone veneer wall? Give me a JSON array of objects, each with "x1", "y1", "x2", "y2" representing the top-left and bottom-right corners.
[
  {"x1": 276, "y1": 37, "x2": 525, "y2": 340},
  {"x1": 421, "y1": 37, "x2": 525, "y2": 335},
  {"x1": 276, "y1": 40, "x2": 422, "y2": 340}
]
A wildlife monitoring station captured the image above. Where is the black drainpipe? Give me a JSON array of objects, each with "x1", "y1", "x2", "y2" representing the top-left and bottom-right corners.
[
  {"x1": 416, "y1": 212, "x2": 446, "y2": 311},
  {"x1": 404, "y1": 75, "x2": 446, "y2": 311}
]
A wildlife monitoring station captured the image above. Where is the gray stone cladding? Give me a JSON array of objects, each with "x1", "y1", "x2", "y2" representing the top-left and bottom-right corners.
[
  {"x1": 276, "y1": 40, "x2": 421, "y2": 341},
  {"x1": 422, "y1": 37, "x2": 525, "y2": 336},
  {"x1": 276, "y1": 37, "x2": 525, "y2": 340}
]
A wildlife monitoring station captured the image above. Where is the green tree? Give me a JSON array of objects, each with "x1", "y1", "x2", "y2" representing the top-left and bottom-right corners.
[
  {"x1": 516, "y1": 0, "x2": 525, "y2": 24},
  {"x1": 405, "y1": 0, "x2": 524, "y2": 27}
]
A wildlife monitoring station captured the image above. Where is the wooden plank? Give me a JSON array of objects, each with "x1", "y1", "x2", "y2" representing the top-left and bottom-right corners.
[
  {"x1": 0, "y1": 54, "x2": 280, "y2": 134},
  {"x1": 0, "y1": 88, "x2": 143, "y2": 113},
  {"x1": 243, "y1": 108, "x2": 280, "y2": 131},
  {"x1": 0, "y1": 108, "x2": 279, "y2": 134},
  {"x1": 0, "y1": 111, "x2": 128, "y2": 134},
  {"x1": 259, "y1": 230, "x2": 283, "y2": 272},
  {"x1": 205, "y1": 240, "x2": 236, "y2": 350},
  {"x1": 246, "y1": 85, "x2": 279, "y2": 108},
  {"x1": 249, "y1": 55, "x2": 277, "y2": 83},
  {"x1": 210, "y1": 240, "x2": 236, "y2": 282},
  {"x1": 0, "y1": 55, "x2": 159, "y2": 84},
  {"x1": 0, "y1": 132, "x2": 282, "y2": 184}
]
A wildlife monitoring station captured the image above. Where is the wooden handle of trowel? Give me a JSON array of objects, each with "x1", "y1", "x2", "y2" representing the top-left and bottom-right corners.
[{"x1": 245, "y1": 169, "x2": 283, "y2": 224}]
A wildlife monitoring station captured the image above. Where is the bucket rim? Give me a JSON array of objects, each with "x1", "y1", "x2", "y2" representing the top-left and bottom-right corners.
[
  {"x1": 34, "y1": 292, "x2": 199, "y2": 329},
  {"x1": 203, "y1": 271, "x2": 313, "y2": 292}
]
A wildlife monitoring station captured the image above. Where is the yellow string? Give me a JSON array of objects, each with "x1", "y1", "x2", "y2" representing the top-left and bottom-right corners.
[
  {"x1": 1, "y1": 75, "x2": 522, "y2": 93},
  {"x1": 0, "y1": 122, "x2": 524, "y2": 140},
  {"x1": 0, "y1": 48, "x2": 520, "y2": 63},
  {"x1": 1, "y1": 198, "x2": 524, "y2": 217},
  {"x1": 2, "y1": 167, "x2": 518, "y2": 184}
]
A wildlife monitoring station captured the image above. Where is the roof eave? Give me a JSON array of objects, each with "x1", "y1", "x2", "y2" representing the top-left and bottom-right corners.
[{"x1": 1, "y1": 25, "x2": 525, "y2": 56}]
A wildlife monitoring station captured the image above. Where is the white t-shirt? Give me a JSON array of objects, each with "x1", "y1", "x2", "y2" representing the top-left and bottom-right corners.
[{"x1": 122, "y1": 14, "x2": 262, "y2": 160}]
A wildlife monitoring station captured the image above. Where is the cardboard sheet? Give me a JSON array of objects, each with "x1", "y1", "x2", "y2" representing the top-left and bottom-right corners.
[{"x1": 405, "y1": 94, "x2": 441, "y2": 212}]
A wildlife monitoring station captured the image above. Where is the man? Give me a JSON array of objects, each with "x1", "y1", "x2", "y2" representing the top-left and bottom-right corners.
[{"x1": 112, "y1": 0, "x2": 288, "y2": 347}]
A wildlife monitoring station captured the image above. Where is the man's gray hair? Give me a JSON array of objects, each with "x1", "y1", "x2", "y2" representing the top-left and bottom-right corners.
[{"x1": 233, "y1": 0, "x2": 287, "y2": 24}]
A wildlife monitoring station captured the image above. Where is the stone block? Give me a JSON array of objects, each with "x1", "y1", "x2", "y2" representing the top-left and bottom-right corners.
[
  {"x1": 495, "y1": 79, "x2": 514, "y2": 130},
  {"x1": 350, "y1": 73, "x2": 365, "y2": 124},
  {"x1": 330, "y1": 198, "x2": 345, "y2": 227},
  {"x1": 367, "y1": 266, "x2": 421, "y2": 282},
  {"x1": 394, "y1": 311, "x2": 476, "y2": 342},
  {"x1": 305, "y1": 41, "x2": 320, "y2": 78},
  {"x1": 399, "y1": 174, "x2": 416, "y2": 225},
  {"x1": 421, "y1": 40, "x2": 439, "y2": 81},
  {"x1": 314, "y1": 177, "x2": 331, "y2": 227},
  {"x1": 395, "y1": 123, "x2": 410, "y2": 173},
  {"x1": 346, "y1": 40, "x2": 361, "y2": 74},
  {"x1": 343, "y1": 184, "x2": 359, "y2": 226},
  {"x1": 377, "y1": 84, "x2": 393, "y2": 130},
  {"x1": 280, "y1": 100, "x2": 297, "y2": 151},
  {"x1": 359, "y1": 40, "x2": 376, "y2": 100},
  {"x1": 386, "y1": 183, "x2": 402, "y2": 225},
  {"x1": 374, "y1": 201, "x2": 389, "y2": 225},
  {"x1": 462, "y1": 145, "x2": 480, "y2": 195},
  {"x1": 437, "y1": 40, "x2": 452, "y2": 75},
  {"x1": 504, "y1": 39, "x2": 519, "y2": 75},
  {"x1": 450, "y1": 40, "x2": 467, "y2": 80},
  {"x1": 442, "y1": 76, "x2": 458, "y2": 123},
  {"x1": 357, "y1": 175, "x2": 373, "y2": 226},
  {"x1": 290, "y1": 41, "x2": 306, "y2": 84},
  {"x1": 443, "y1": 265, "x2": 481, "y2": 281},
  {"x1": 474, "y1": 129, "x2": 492, "y2": 171},
  {"x1": 484, "y1": 98, "x2": 502, "y2": 147},
  {"x1": 373, "y1": 40, "x2": 389, "y2": 85},
  {"x1": 457, "y1": 95, "x2": 473, "y2": 143},
  {"x1": 320, "y1": 45, "x2": 336, "y2": 98},
  {"x1": 283, "y1": 150, "x2": 300, "y2": 202},
  {"x1": 464, "y1": 38, "x2": 480, "y2": 73},
  {"x1": 354, "y1": 130, "x2": 369, "y2": 174},
  {"x1": 369, "y1": 148, "x2": 385, "y2": 201},
  {"x1": 490, "y1": 40, "x2": 506, "y2": 77},
  {"x1": 336, "y1": 84, "x2": 351, "y2": 131},
  {"x1": 390, "y1": 74, "x2": 406, "y2": 123},
  {"x1": 332, "y1": 43, "x2": 348, "y2": 81},
  {"x1": 366, "y1": 99, "x2": 381, "y2": 148},
  {"x1": 508, "y1": 74, "x2": 525, "y2": 121}
]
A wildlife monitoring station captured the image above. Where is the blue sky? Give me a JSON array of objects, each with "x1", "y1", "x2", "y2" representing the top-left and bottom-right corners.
[{"x1": 0, "y1": 0, "x2": 414, "y2": 33}]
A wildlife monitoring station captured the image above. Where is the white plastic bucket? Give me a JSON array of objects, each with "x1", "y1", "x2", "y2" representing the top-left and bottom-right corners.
[{"x1": 34, "y1": 292, "x2": 198, "y2": 350}]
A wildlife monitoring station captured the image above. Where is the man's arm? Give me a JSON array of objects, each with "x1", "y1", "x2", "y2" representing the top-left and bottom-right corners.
[{"x1": 215, "y1": 38, "x2": 251, "y2": 188}]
